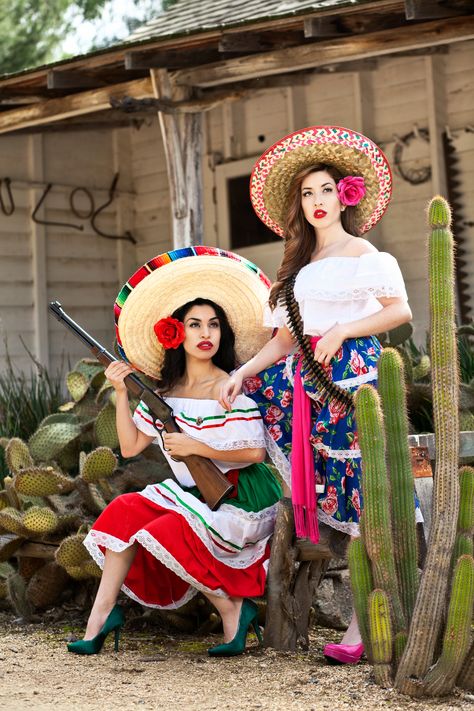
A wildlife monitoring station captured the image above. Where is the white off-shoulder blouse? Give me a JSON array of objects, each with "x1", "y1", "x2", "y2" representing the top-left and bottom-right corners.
[
  {"x1": 264, "y1": 251, "x2": 408, "y2": 336},
  {"x1": 133, "y1": 394, "x2": 266, "y2": 488}
]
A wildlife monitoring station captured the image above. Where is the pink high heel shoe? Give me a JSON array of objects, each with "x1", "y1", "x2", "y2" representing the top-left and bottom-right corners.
[{"x1": 323, "y1": 642, "x2": 364, "y2": 664}]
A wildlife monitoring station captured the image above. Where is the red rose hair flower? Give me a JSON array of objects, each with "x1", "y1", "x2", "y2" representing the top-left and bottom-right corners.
[
  {"x1": 154, "y1": 316, "x2": 185, "y2": 349},
  {"x1": 337, "y1": 175, "x2": 366, "y2": 206}
]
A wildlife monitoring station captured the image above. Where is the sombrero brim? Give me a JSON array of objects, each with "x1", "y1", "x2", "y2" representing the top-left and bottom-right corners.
[
  {"x1": 250, "y1": 125, "x2": 392, "y2": 236},
  {"x1": 115, "y1": 246, "x2": 271, "y2": 379}
]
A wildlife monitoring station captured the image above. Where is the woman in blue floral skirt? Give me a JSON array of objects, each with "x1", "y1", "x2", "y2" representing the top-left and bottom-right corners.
[{"x1": 220, "y1": 126, "x2": 418, "y2": 664}]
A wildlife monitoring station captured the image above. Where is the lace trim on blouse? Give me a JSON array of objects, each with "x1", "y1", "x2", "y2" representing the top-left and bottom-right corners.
[
  {"x1": 187, "y1": 435, "x2": 266, "y2": 451},
  {"x1": 301, "y1": 285, "x2": 405, "y2": 301}
]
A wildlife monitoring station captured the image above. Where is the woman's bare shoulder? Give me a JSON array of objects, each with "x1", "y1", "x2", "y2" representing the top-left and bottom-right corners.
[
  {"x1": 343, "y1": 237, "x2": 378, "y2": 257},
  {"x1": 210, "y1": 372, "x2": 232, "y2": 400}
]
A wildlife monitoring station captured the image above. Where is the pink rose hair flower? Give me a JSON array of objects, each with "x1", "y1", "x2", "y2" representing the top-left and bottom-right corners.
[
  {"x1": 337, "y1": 175, "x2": 366, "y2": 206},
  {"x1": 154, "y1": 316, "x2": 185, "y2": 349}
]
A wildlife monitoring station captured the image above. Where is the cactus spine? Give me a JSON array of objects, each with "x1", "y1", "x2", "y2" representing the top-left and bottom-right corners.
[
  {"x1": 396, "y1": 196, "x2": 461, "y2": 693},
  {"x1": 348, "y1": 538, "x2": 373, "y2": 661},
  {"x1": 369, "y1": 589, "x2": 393, "y2": 687},
  {"x1": 378, "y1": 349, "x2": 418, "y2": 623},
  {"x1": 354, "y1": 384, "x2": 405, "y2": 634}
]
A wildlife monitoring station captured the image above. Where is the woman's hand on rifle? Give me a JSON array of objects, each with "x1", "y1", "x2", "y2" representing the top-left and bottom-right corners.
[
  {"x1": 162, "y1": 432, "x2": 197, "y2": 458},
  {"x1": 104, "y1": 361, "x2": 134, "y2": 393}
]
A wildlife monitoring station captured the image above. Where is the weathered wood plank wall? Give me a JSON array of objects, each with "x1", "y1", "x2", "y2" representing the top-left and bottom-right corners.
[
  {"x1": 130, "y1": 121, "x2": 171, "y2": 265},
  {"x1": 0, "y1": 128, "x2": 133, "y2": 375}
]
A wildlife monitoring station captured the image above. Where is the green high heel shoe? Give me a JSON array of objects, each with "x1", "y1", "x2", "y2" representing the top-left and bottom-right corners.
[
  {"x1": 208, "y1": 599, "x2": 263, "y2": 657},
  {"x1": 67, "y1": 604, "x2": 125, "y2": 655}
]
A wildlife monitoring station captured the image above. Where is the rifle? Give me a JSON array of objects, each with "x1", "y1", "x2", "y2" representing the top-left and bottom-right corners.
[{"x1": 48, "y1": 301, "x2": 234, "y2": 510}]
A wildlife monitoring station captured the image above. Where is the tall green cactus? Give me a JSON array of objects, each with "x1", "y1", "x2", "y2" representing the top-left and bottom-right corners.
[
  {"x1": 396, "y1": 196, "x2": 461, "y2": 694},
  {"x1": 354, "y1": 384, "x2": 405, "y2": 634},
  {"x1": 458, "y1": 640, "x2": 474, "y2": 691},
  {"x1": 452, "y1": 466, "x2": 474, "y2": 570},
  {"x1": 369, "y1": 589, "x2": 393, "y2": 687},
  {"x1": 378, "y1": 348, "x2": 418, "y2": 623},
  {"x1": 423, "y1": 555, "x2": 474, "y2": 695},
  {"x1": 458, "y1": 466, "x2": 474, "y2": 533},
  {"x1": 349, "y1": 196, "x2": 474, "y2": 698},
  {"x1": 348, "y1": 538, "x2": 373, "y2": 661}
]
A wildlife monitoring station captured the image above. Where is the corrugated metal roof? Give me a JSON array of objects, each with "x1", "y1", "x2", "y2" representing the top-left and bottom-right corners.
[{"x1": 127, "y1": 0, "x2": 365, "y2": 43}]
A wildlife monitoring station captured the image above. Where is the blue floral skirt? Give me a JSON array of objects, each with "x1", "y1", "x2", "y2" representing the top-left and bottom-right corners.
[{"x1": 244, "y1": 336, "x2": 382, "y2": 537}]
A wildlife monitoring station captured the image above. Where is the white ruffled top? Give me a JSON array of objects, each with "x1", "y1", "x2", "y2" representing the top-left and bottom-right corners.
[
  {"x1": 264, "y1": 252, "x2": 408, "y2": 336},
  {"x1": 133, "y1": 394, "x2": 266, "y2": 488}
]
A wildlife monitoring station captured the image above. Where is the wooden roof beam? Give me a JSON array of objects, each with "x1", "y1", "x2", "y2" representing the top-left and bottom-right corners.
[
  {"x1": 0, "y1": 77, "x2": 152, "y2": 135},
  {"x1": 46, "y1": 69, "x2": 107, "y2": 90},
  {"x1": 304, "y1": 17, "x2": 352, "y2": 38},
  {"x1": 172, "y1": 16, "x2": 474, "y2": 88},
  {"x1": 218, "y1": 32, "x2": 280, "y2": 53},
  {"x1": 124, "y1": 48, "x2": 219, "y2": 70},
  {"x1": 404, "y1": 0, "x2": 472, "y2": 20}
]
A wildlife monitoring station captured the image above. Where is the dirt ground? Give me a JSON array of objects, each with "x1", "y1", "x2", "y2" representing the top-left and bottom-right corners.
[{"x1": 0, "y1": 610, "x2": 472, "y2": 711}]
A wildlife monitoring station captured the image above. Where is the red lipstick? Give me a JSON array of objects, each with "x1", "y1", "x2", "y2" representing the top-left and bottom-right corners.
[
  {"x1": 314, "y1": 209, "x2": 327, "y2": 219},
  {"x1": 198, "y1": 341, "x2": 213, "y2": 350}
]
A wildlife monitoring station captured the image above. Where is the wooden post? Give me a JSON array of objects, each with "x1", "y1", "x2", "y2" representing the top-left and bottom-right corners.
[
  {"x1": 264, "y1": 498, "x2": 333, "y2": 651},
  {"x1": 150, "y1": 68, "x2": 203, "y2": 248},
  {"x1": 264, "y1": 498, "x2": 298, "y2": 650}
]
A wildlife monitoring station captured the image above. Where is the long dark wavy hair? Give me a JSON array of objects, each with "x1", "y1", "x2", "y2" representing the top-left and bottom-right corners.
[
  {"x1": 156, "y1": 298, "x2": 236, "y2": 393},
  {"x1": 269, "y1": 163, "x2": 360, "y2": 309}
]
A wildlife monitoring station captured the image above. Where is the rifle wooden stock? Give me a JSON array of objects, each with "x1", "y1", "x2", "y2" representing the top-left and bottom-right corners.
[{"x1": 48, "y1": 300, "x2": 234, "y2": 510}]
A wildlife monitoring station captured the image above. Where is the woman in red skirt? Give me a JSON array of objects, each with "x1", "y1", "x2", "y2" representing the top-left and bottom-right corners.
[{"x1": 68, "y1": 248, "x2": 281, "y2": 657}]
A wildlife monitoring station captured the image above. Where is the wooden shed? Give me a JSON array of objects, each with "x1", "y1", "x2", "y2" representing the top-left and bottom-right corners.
[{"x1": 0, "y1": 0, "x2": 473, "y2": 375}]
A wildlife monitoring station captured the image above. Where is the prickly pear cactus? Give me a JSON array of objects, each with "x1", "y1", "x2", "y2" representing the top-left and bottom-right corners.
[
  {"x1": 0, "y1": 507, "x2": 28, "y2": 536},
  {"x1": 29, "y1": 422, "x2": 81, "y2": 464},
  {"x1": 22, "y1": 506, "x2": 58, "y2": 535},
  {"x1": 26, "y1": 561, "x2": 70, "y2": 609},
  {"x1": 0, "y1": 353, "x2": 168, "y2": 617},
  {"x1": 80, "y1": 448, "x2": 117, "y2": 484},
  {"x1": 5, "y1": 438, "x2": 34, "y2": 474},
  {"x1": 94, "y1": 401, "x2": 120, "y2": 450},
  {"x1": 14, "y1": 466, "x2": 75, "y2": 496},
  {"x1": 67, "y1": 370, "x2": 90, "y2": 403}
]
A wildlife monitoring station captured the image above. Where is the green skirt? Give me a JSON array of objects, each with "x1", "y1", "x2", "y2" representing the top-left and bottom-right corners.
[{"x1": 184, "y1": 461, "x2": 282, "y2": 513}]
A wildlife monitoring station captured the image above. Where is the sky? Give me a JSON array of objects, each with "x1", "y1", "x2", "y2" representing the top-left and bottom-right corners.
[{"x1": 59, "y1": 0, "x2": 159, "y2": 56}]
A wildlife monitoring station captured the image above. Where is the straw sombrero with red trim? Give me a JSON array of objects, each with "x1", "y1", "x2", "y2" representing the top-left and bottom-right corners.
[
  {"x1": 250, "y1": 125, "x2": 392, "y2": 236},
  {"x1": 115, "y1": 246, "x2": 271, "y2": 378}
]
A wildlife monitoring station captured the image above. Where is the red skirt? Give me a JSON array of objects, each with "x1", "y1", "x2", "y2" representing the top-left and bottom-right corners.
[{"x1": 83, "y1": 492, "x2": 271, "y2": 609}]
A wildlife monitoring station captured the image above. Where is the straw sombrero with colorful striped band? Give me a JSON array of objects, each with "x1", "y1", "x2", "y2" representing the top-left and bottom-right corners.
[
  {"x1": 115, "y1": 246, "x2": 272, "y2": 379},
  {"x1": 250, "y1": 125, "x2": 392, "y2": 236}
]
